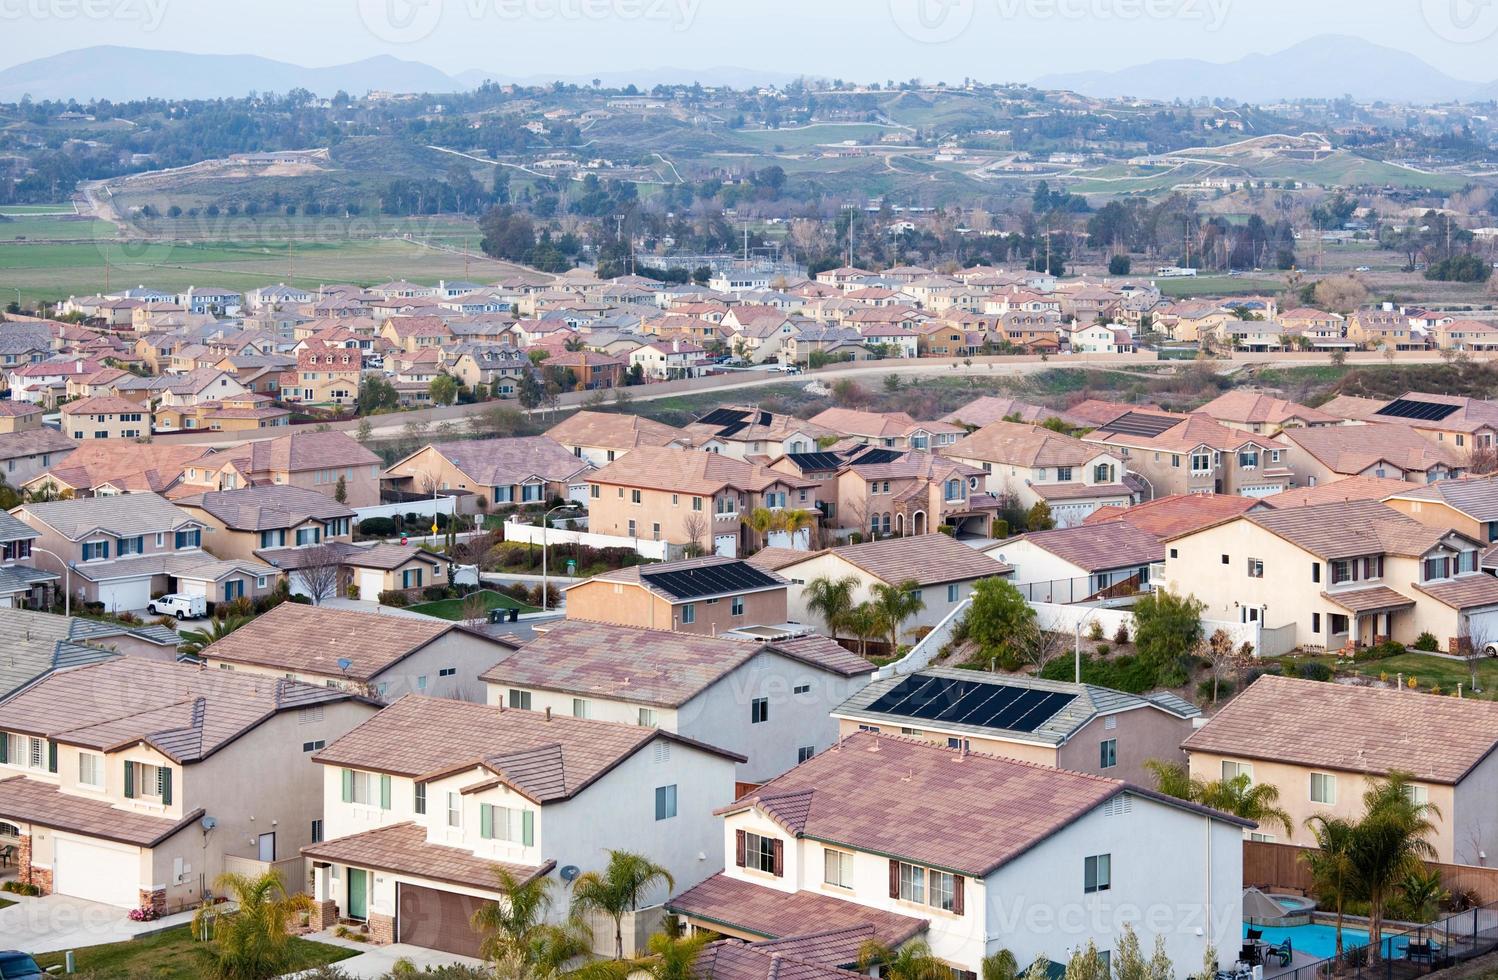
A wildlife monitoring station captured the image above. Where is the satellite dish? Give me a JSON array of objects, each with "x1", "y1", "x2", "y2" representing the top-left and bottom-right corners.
[
  {"x1": 337, "y1": 658, "x2": 353, "y2": 673},
  {"x1": 559, "y1": 865, "x2": 581, "y2": 883},
  {"x1": 200, "y1": 815, "x2": 218, "y2": 831}
]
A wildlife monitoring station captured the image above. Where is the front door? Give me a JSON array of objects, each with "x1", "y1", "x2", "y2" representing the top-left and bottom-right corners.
[
  {"x1": 257, "y1": 832, "x2": 276, "y2": 862},
  {"x1": 348, "y1": 868, "x2": 368, "y2": 920}
]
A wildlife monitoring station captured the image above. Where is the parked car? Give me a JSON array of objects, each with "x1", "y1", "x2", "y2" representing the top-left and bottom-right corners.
[
  {"x1": 146, "y1": 593, "x2": 208, "y2": 620},
  {"x1": 0, "y1": 951, "x2": 46, "y2": 980},
  {"x1": 778, "y1": 363, "x2": 802, "y2": 374}
]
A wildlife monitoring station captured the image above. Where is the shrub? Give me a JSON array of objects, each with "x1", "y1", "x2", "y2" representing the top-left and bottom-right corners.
[
  {"x1": 127, "y1": 905, "x2": 161, "y2": 922},
  {"x1": 422, "y1": 585, "x2": 453, "y2": 602},
  {"x1": 1113, "y1": 623, "x2": 1131, "y2": 645},
  {"x1": 2, "y1": 881, "x2": 41, "y2": 895},
  {"x1": 1095, "y1": 643, "x2": 1112, "y2": 657},
  {"x1": 378, "y1": 590, "x2": 410, "y2": 607},
  {"x1": 1298, "y1": 661, "x2": 1334, "y2": 682},
  {"x1": 1087, "y1": 621, "x2": 1105, "y2": 642},
  {"x1": 359, "y1": 517, "x2": 398, "y2": 537},
  {"x1": 1197, "y1": 677, "x2": 1234, "y2": 701},
  {"x1": 1414, "y1": 632, "x2": 1440, "y2": 652}
]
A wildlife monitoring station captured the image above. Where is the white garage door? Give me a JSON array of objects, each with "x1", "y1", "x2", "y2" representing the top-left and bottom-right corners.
[
  {"x1": 95, "y1": 578, "x2": 152, "y2": 613},
  {"x1": 358, "y1": 569, "x2": 384, "y2": 602},
  {"x1": 54, "y1": 836, "x2": 141, "y2": 908},
  {"x1": 714, "y1": 534, "x2": 738, "y2": 558}
]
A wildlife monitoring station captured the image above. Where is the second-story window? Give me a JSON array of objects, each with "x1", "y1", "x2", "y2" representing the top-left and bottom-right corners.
[
  {"x1": 824, "y1": 848, "x2": 854, "y2": 889},
  {"x1": 1084, "y1": 853, "x2": 1111, "y2": 893},
  {"x1": 1057, "y1": 466, "x2": 1073, "y2": 481},
  {"x1": 751, "y1": 697, "x2": 769, "y2": 724},
  {"x1": 1247, "y1": 558, "x2": 1264, "y2": 578}
]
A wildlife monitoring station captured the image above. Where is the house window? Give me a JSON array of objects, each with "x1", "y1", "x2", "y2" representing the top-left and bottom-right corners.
[
  {"x1": 751, "y1": 697, "x2": 769, "y2": 724},
  {"x1": 78, "y1": 751, "x2": 102, "y2": 787},
  {"x1": 302, "y1": 740, "x2": 325, "y2": 753},
  {"x1": 1311, "y1": 772, "x2": 1337, "y2": 805},
  {"x1": 589, "y1": 485, "x2": 600, "y2": 500},
  {"x1": 402, "y1": 568, "x2": 424, "y2": 589},
  {"x1": 745, "y1": 832, "x2": 777, "y2": 874},
  {"x1": 1405, "y1": 784, "x2": 1429, "y2": 805},
  {"x1": 1057, "y1": 466, "x2": 1073, "y2": 481},
  {"x1": 948, "y1": 737, "x2": 971, "y2": 751},
  {"x1": 631, "y1": 489, "x2": 642, "y2": 504},
  {"x1": 1247, "y1": 558, "x2": 1264, "y2": 578},
  {"x1": 930, "y1": 870, "x2": 957, "y2": 912},
  {"x1": 692, "y1": 496, "x2": 703, "y2": 511},
  {"x1": 681, "y1": 604, "x2": 695, "y2": 625},
  {"x1": 481, "y1": 804, "x2": 532, "y2": 844},
  {"x1": 654, "y1": 784, "x2": 678, "y2": 821},
  {"x1": 572, "y1": 698, "x2": 590, "y2": 719},
  {"x1": 117, "y1": 535, "x2": 144, "y2": 556},
  {"x1": 81, "y1": 540, "x2": 110, "y2": 561},
  {"x1": 415, "y1": 784, "x2": 426, "y2": 815},
  {"x1": 732, "y1": 596, "x2": 745, "y2": 616},
  {"x1": 897, "y1": 861, "x2": 926, "y2": 904},
  {"x1": 1093, "y1": 463, "x2": 1113, "y2": 483},
  {"x1": 638, "y1": 708, "x2": 657, "y2": 727},
  {"x1": 793, "y1": 683, "x2": 811, "y2": 695},
  {"x1": 446, "y1": 791, "x2": 461, "y2": 828},
  {"x1": 1312, "y1": 562, "x2": 1321, "y2": 583},
  {"x1": 438, "y1": 667, "x2": 456, "y2": 678},
  {"x1": 175, "y1": 529, "x2": 201, "y2": 549},
  {"x1": 1191, "y1": 453, "x2": 1211, "y2": 473},
  {"x1": 1099, "y1": 739, "x2": 1117, "y2": 769},
  {"x1": 1084, "y1": 853, "x2": 1112, "y2": 893},
  {"x1": 1222, "y1": 761, "x2": 1253, "y2": 782},
  {"x1": 509, "y1": 690, "x2": 531, "y2": 710},
  {"x1": 311, "y1": 820, "x2": 323, "y2": 844},
  {"x1": 295, "y1": 527, "x2": 322, "y2": 546},
  {"x1": 1312, "y1": 612, "x2": 1321, "y2": 634},
  {"x1": 1238, "y1": 450, "x2": 1259, "y2": 469},
  {"x1": 798, "y1": 745, "x2": 815, "y2": 763},
  {"x1": 947, "y1": 584, "x2": 959, "y2": 603},
  {"x1": 824, "y1": 848, "x2": 854, "y2": 889}
]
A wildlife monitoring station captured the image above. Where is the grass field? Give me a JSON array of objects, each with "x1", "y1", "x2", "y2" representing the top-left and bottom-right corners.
[
  {"x1": 726, "y1": 123, "x2": 896, "y2": 152},
  {"x1": 408, "y1": 589, "x2": 539, "y2": 620},
  {"x1": 33, "y1": 924, "x2": 357, "y2": 980},
  {"x1": 1156, "y1": 275, "x2": 1283, "y2": 298}
]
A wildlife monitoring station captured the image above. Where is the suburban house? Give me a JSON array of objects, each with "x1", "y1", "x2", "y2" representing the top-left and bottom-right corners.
[
  {"x1": 0, "y1": 607, "x2": 184, "y2": 701},
  {"x1": 1193, "y1": 391, "x2": 1342, "y2": 435},
  {"x1": 382, "y1": 437, "x2": 592, "y2": 512},
  {"x1": 563, "y1": 556, "x2": 791, "y2": 634},
  {"x1": 197, "y1": 601, "x2": 517, "y2": 701},
  {"x1": 944, "y1": 421, "x2": 1134, "y2": 526},
  {"x1": 0, "y1": 656, "x2": 377, "y2": 911},
  {"x1": 831, "y1": 668, "x2": 1200, "y2": 785},
  {"x1": 60, "y1": 396, "x2": 151, "y2": 442},
  {"x1": 174, "y1": 485, "x2": 357, "y2": 562},
  {"x1": 173, "y1": 430, "x2": 383, "y2": 507},
  {"x1": 1156, "y1": 499, "x2": 1498, "y2": 652},
  {"x1": 938, "y1": 396, "x2": 1089, "y2": 431},
  {"x1": 545, "y1": 411, "x2": 693, "y2": 467},
  {"x1": 1183, "y1": 674, "x2": 1498, "y2": 862},
  {"x1": 20, "y1": 443, "x2": 208, "y2": 498},
  {"x1": 1318, "y1": 392, "x2": 1498, "y2": 452},
  {"x1": 630, "y1": 339, "x2": 705, "y2": 380},
  {"x1": 1384, "y1": 477, "x2": 1498, "y2": 546},
  {"x1": 481, "y1": 620, "x2": 874, "y2": 781},
  {"x1": 0, "y1": 427, "x2": 80, "y2": 486},
  {"x1": 986, "y1": 521, "x2": 1165, "y2": 603},
  {"x1": 1083, "y1": 412, "x2": 1293, "y2": 499},
  {"x1": 587, "y1": 447, "x2": 819, "y2": 558},
  {"x1": 755, "y1": 535, "x2": 1013, "y2": 645},
  {"x1": 1274, "y1": 424, "x2": 1467, "y2": 487},
  {"x1": 13, "y1": 494, "x2": 280, "y2": 611},
  {"x1": 302, "y1": 695, "x2": 742, "y2": 956},
  {"x1": 827, "y1": 451, "x2": 994, "y2": 539},
  {"x1": 154, "y1": 393, "x2": 291, "y2": 434},
  {"x1": 683, "y1": 407, "x2": 835, "y2": 460},
  {"x1": 0, "y1": 511, "x2": 59, "y2": 608},
  {"x1": 667, "y1": 731, "x2": 1246, "y2": 976},
  {"x1": 808, "y1": 408, "x2": 964, "y2": 453}
]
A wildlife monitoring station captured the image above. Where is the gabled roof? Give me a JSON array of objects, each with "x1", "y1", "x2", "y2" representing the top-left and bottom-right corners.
[
  {"x1": 997, "y1": 521, "x2": 1164, "y2": 573},
  {"x1": 586, "y1": 555, "x2": 788, "y2": 602},
  {"x1": 1277, "y1": 424, "x2": 1464, "y2": 476},
  {"x1": 1081, "y1": 493, "x2": 1266, "y2": 536},
  {"x1": 590, "y1": 446, "x2": 815, "y2": 495},
  {"x1": 15, "y1": 493, "x2": 198, "y2": 540},
  {"x1": 938, "y1": 396, "x2": 1089, "y2": 429},
  {"x1": 545, "y1": 410, "x2": 689, "y2": 452},
  {"x1": 175, "y1": 485, "x2": 355, "y2": 531},
  {"x1": 777, "y1": 534, "x2": 1012, "y2": 587},
  {"x1": 1194, "y1": 390, "x2": 1341, "y2": 427},
  {"x1": 947, "y1": 420, "x2": 1107, "y2": 468},
  {"x1": 1260, "y1": 476, "x2": 1413, "y2": 509},
  {"x1": 216, "y1": 430, "x2": 379, "y2": 475},
  {"x1": 1210, "y1": 499, "x2": 1460, "y2": 560},
  {"x1": 313, "y1": 694, "x2": 743, "y2": 801},
  {"x1": 389, "y1": 437, "x2": 590, "y2": 488},
  {"x1": 1387, "y1": 476, "x2": 1498, "y2": 522}
]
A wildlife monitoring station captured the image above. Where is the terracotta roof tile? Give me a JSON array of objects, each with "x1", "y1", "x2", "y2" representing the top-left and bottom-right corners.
[
  {"x1": 0, "y1": 775, "x2": 203, "y2": 847},
  {"x1": 302, "y1": 821, "x2": 548, "y2": 891},
  {"x1": 947, "y1": 420, "x2": 1107, "y2": 468},
  {"x1": 546, "y1": 411, "x2": 689, "y2": 452},
  {"x1": 200, "y1": 603, "x2": 455, "y2": 681},
  {"x1": 668, "y1": 872, "x2": 927, "y2": 945}
]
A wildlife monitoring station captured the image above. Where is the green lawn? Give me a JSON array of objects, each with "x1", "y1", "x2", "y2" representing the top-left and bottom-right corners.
[
  {"x1": 1348, "y1": 652, "x2": 1498, "y2": 696},
  {"x1": 408, "y1": 589, "x2": 539, "y2": 620},
  {"x1": 33, "y1": 924, "x2": 356, "y2": 980},
  {"x1": 0, "y1": 896, "x2": 13, "y2": 909}
]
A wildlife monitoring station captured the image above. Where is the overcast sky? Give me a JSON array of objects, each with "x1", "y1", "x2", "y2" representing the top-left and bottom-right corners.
[{"x1": 3, "y1": 0, "x2": 1497, "y2": 82}]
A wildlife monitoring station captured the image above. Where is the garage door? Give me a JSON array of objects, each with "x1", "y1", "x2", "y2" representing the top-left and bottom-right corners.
[
  {"x1": 95, "y1": 578, "x2": 152, "y2": 613},
  {"x1": 397, "y1": 883, "x2": 489, "y2": 957},
  {"x1": 54, "y1": 836, "x2": 140, "y2": 908},
  {"x1": 714, "y1": 534, "x2": 738, "y2": 558},
  {"x1": 358, "y1": 569, "x2": 384, "y2": 602}
]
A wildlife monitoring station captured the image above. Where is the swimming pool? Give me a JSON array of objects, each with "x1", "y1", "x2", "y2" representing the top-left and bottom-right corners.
[{"x1": 1243, "y1": 922, "x2": 1409, "y2": 961}]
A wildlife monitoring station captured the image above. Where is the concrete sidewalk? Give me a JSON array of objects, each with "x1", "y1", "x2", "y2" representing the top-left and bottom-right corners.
[{"x1": 287, "y1": 931, "x2": 484, "y2": 978}]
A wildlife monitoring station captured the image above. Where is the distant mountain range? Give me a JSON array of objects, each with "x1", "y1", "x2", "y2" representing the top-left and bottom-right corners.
[
  {"x1": 0, "y1": 46, "x2": 803, "y2": 103},
  {"x1": 1035, "y1": 35, "x2": 1496, "y2": 105}
]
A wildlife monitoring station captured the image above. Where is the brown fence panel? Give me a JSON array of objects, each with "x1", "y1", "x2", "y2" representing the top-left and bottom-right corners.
[{"x1": 1244, "y1": 841, "x2": 1498, "y2": 903}]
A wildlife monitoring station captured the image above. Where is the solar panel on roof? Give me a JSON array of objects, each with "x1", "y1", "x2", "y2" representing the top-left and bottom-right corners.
[
  {"x1": 644, "y1": 562, "x2": 781, "y2": 601},
  {"x1": 1376, "y1": 398, "x2": 1460, "y2": 423},
  {"x1": 1098, "y1": 412, "x2": 1180, "y2": 438},
  {"x1": 850, "y1": 448, "x2": 905, "y2": 465},
  {"x1": 786, "y1": 452, "x2": 844, "y2": 472},
  {"x1": 866, "y1": 674, "x2": 1076, "y2": 733},
  {"x1": 698, "y1": 408, "x2": 749, "y2": 427}
]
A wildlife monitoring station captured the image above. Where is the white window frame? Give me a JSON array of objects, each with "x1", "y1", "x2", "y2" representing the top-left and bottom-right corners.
[
  {"x1": 1310, "y1": 772, "x2": 1336, "y2": 805},
  {"x1": 823, "y1": 847, "x2": 854, "y2": 889}
]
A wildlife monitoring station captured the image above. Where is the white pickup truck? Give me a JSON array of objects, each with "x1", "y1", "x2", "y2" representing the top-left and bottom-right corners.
[{"x1": 147, "y1": 593, "x2": 208, "y2": 620}]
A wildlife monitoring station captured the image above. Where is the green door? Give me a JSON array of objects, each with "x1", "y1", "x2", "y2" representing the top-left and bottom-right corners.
[{"x1": 347, "y1": 869, "x2": 368, "y2": 920}]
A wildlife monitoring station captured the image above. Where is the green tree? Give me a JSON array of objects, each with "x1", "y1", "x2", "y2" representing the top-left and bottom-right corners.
[
  {"x1": 844, "y1": 602, "x2": 882, "y2": 659},
  {"x1": 1062, "y1": 940, "x2": 1107, "y2": 980},
  {"x1": 1131, "y1": 590, "x2": 1203, "y2": 686},
  {"x1": 964, "y1": 577, "x2": 1038, "y2": 670},
  {"x1": 429, "y1": 373, "x2": 459, "y2": 406},
  {"x1": 740, "y1": 506, "x2": 783, "y2": 551},
  {"x1": 780, "y1": 508, "x2": 817, "y2": 548},
  {"x1": 333, "y1": 475, "x2": 347, "y2": 504},
  {"x1": 355, "y1": 417, "x2": 372, "y2": 443},
  {"x1": 1302, "y1": 815, "x2": 1358, "y2": 957},
  {"x1": 178, "y1": 615, "x2": 251, "y2": 657},
  {"x1": 470, "y1": 867, "x2": 588, "y2": 974},
  {"x1": 805, "y1": 574, "x2": 859, "y2": 638},
  {"x1": 1351, "y1": 771, "x2": 1441, "y2": 962},
  {"x1": 982, "y1": 949, "x2": 1018, "y2": 980},
  {"x1": 1196, "y1": 773, "x2": 1293, "y2": 839},
  {"x1": 1025, "y1": 500, "x2": 1055, "y2": 531},
  {"x1": 357, "y1": 375, "x2": 399, "y2": 415},
  {"x1": 870, "y1": 579, "x2": 926, "y2": 652},
  {"x1": 1142, "y1": 759, "x2": 1199, "y2": 802},
  {"x1": 569, "y1": 851, "x2": 675, "y2": 960},
  {"x1": 517, "y1": 371, "x2": 545, "y2": 411},
  {"x1": 192, "y1": 871, "x2": 312, "y2": 980},
  {"x1": 857, "y1": 939, "x2": 952, "y2": 980}
]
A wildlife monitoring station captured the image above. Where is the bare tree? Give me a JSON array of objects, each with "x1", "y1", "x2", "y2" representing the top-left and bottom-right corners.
[
  {"x1": 459, "y1": 591, "x2": 489, "y2": 626},
  {"x1": 1461, "y1": 615, "x2": 1495, "y2": 694},
  {"x1": 1202, "y1": 628, "x2": 1241, "y2": 703},
  {"x1": 298, "y1": 545, "x2": 344, "y2": 605},
  {"x1": 682, "y1": 512, "x2": 709, "y2": 557}
]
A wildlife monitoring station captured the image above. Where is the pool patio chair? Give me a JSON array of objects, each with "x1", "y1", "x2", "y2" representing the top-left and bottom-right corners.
[
  {"x1": 1406, "y1": 941, "x2": 1437, "y2": 964},
  {"x1": 1238, "y1": 944, "x2": 1261, "y2": 967},
  {"x1": 1246, "y1": 928, "x2": 1264, "y2": 942},
  {"x1": 1264, "y1": 939, "x2": 1292, "y2": 968}
]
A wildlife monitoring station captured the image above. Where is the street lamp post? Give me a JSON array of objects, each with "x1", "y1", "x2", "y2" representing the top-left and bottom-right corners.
[
  {"x1": 540, "y1": 503, "x2": 581, "y2": 613},
  {"x1": 32, "y1": 547, "x2": 72, "y2": 617}
]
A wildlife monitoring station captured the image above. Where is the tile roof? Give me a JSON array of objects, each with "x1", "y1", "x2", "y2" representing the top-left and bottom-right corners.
[
  {"x1": 1412, "y1": 574, "x2": 1498, "y2": 610},
  {"x1": 1081, "y1": 493, "x2": 1265, "y2": 536},
  {"x1": 1320, "y1": 586, "x2": 1417, "y2": 614},
  {"x1": 59, "y1": 395, "x2": 146, "y2": 416},
  {"x1": 0, "y1": 775, "x2": 204, "y2": 847},
  {"x1": 1277, "y1": 424, "x2": 1464, "y2": 476},
  {"x1": 401, "y1": 437, "x2": 591, "y2": 487},
  {"x1": 313, "y1": 694, "x2": 743, "y2": 800},
  {"x1": 545, "y1": 411, "x2": 688, "y2": 451},
  {"x1": 0, "y1": 427, "x2": 83, "y2": 463},
  {"x1": 683, "y1": 406, "x2": 836, "y2": 446},
  {"x1": 996, "y1": 521, "x2": 1164, "y2": 572},
  {"x1": 15, "y1": 493, "x2": 197, "y2": 540},
  {"x1": 589, "y1": 555, "x2": 788, "y2": 602},
  {"x1": 745, "y1": 548, "x2": 809, "y2": 572},
  {"x1": 591, "y1": 446, "x2": 816, "y2": 495},
  {"x1": 668, "y1": 872, "x2": 927, "y2": 946},
  {"x1": 938, "y1": 397, "x2": 1089, "y2": 429},
  {"x1": 0, "y1": 607, "x2": 151, "y2": 699},
  {"x1": 218, "y1": 430, "x2": 379, "y2": 475},
  {"x1": 480, "y1": 621, "x2": 872, "y2": 707},
  {"x1": 696, "y1": 940, "x2": 870, "y2": 980},
  {"x1": 0, "y1": 655, "x2": 369, "y2": 763},
  {"x1": 947, "y1": 420, "x2": 1106, "y2": 468},
  {"x1": 807, "y1": 408, "x2": 962, "y2": 440},
  {"x1": 721, "y1": 731, "x2": 1247, "y2": 876},
  {"x1": 341, "y1": 543, "x2": 445, "y2": 571},
  {"x1": 792, "y1": 534, "x2": 1012, "y2": 587},
  {"x1": 1260, "y1": 476, "x2": 1413, "y2": 509},
  {"x1": 1235, "y1": 499, "x2": 1452, "y2": 560},
  {"x1": 200, "y1": 602, "x2": 459, "y2": 681},
  {"x1": 1182, "y1": 674, "x2": 1498, "y2": 784},
  {"x1": 1387, "y1": 476, "x2": 1498, "y2": 522},
  {"x1": 302, "y1": 821, "x2": 549, "y2": 892},
  {"x1": 175, "y1": 485, "x2": 355, "y2": 530},
  {"x1": 1195, "y1": 391, "x2": 1341, "y2": 427}
]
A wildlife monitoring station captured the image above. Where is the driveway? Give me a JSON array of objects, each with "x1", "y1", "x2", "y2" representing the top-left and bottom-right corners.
[
  {"x1": 289, "y1": 932, "x2": 484, "y2": 978},
  {"x1": 0, "y1": 893, "x2": 197, "y2": 954}
]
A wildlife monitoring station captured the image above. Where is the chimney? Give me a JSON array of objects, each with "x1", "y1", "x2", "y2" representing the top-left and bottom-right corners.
[
  {"x1": 672, "y1": 337, "x2": 680, "y2": 353},
  {"x1": 544, "y1": 706, "x2": 552, "y2": 721}
]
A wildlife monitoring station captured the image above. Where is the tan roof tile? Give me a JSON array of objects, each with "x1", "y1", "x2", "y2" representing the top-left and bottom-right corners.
[
  {"x1": 200, "y1": 603, "x2": 456, "y2": 681},
  {"x1": 545, "y1": 411, "x2": 689, "y2": 452},
  {"x1": 302, "y1": 821, "x2": 547, "y2": 891},
  {"x1": 669, "y1": 872, "x2": 926, "y2": 946},
  {"x1": 947, "y1": 420, "x2": 1107, "y2": 469},
  {"x1": 0, "y1": 775, "x2": 204, "y2": 847}
]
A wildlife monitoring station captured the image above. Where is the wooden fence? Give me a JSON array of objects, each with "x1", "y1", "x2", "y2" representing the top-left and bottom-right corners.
[{"x1": 1245, "y1": 841, "x2": 1498, "y2": 904}]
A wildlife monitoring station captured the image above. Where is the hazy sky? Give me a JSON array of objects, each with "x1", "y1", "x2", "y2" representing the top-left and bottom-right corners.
[{"x1": 3, "y1": 0, "x2": 1498, "y2": 81}]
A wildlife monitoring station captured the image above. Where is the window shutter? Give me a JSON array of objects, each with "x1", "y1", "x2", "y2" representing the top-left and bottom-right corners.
[
  {"x1": 161, "y1": 767, "x2": 173, "y2": 806},
  {"x1": 734, "y1": 829, "x2": 746, "y2": 868},
  {"x1": 379, "y1": 774, "x2": 392, "y2": 810},
  {"x1": 952, "y1": 875, "x2": 965, "y2": 915},
  {"x1": 341, "y1": 768, "x2": 354, "y2": 804},
  {"x1": 772, "y1": 838, "x2": 783, "y2": 877},
  {"x1": 0, "y1": 732, "x2": 7, "y2": 765},
  {"x1": 521, "y1": 810, "x2": 534, "y2": 847},
  {"x1": 888, "y1": 859, "x2": 899, "y2": 899},
  {"x1": 124, "y1": 761, "x2": 135, "y2": 799},
  {"x1": 480, "y1": 805, "x2": 494, "y2": 840},
  {"x1": 47, "y1": 741, "x2": 57, "y2": 774}
]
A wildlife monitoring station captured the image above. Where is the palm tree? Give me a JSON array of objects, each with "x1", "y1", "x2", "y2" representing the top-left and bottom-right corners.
[
  {"x1": 471, "y1": 867, "x2": 589, "y2": 973},
  {"x1": 1195, "y1": 773, "x2": 1294, "y2": 840},
  {"x1": 856, "y1": 939, "x2": 952, "y2": 980},
  {"x1": 1351, "y1": 771, "x2": 1440, "y2": 963},
  {"x1": 1143, "y1": 759, "x2": 1201, "y2": 802},
  {"x1": 178, "y1": 615, "x2": 251, "y2": 657},
  {"x1": 779, "y1": 508, "x2": 817, "y2": 549},
  {"x1": 570, "y1": 851, "x2": 676, "y2": 960},
  {"x1": 805, "y1": 575, "x2": 859, "y2": 639},
  {"x1": 844, "y1": 602, "x2": 882, "y2": 659},
  {"x1": 870, "y1": 579, "x2": 926, "y2": 654},
  {"x1": 193, "y1": 870, "x2": 312, "y2": 980},
  {"x1": 1302, "y1": 815, "x2": 1358, "y2": 958},
  {"x1": 981, "y1": 948, "x2": 1019, "y2": 980},
  {"x1": 740, "y1": 507, "x2": 783, "y2": 552}
]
